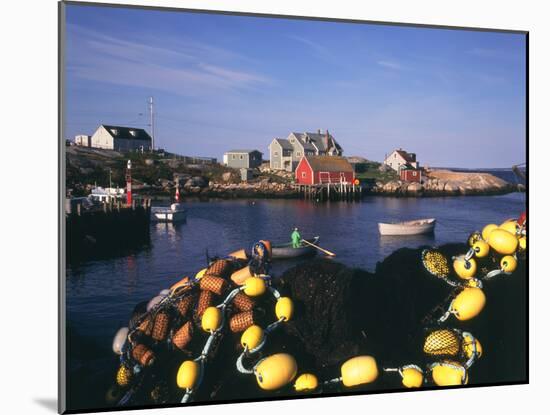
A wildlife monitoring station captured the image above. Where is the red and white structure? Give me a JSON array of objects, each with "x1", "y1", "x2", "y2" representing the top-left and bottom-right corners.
[
  {"x1": 295, "y1": 155, "x2": 355, "y2": 185},
  {"x1": 126, "y1": 159, "x2": 132, "y2": 205}
]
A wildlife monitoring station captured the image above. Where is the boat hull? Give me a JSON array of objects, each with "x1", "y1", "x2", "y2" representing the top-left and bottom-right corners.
[
  {"x1": 271, "y1": 237, "x2": 320, "y2": 259},
  {"x1": 151, "y1": 207, "x2": 187, "y2": 223},
  {"x1": 378, "y1": 219, "x2": 436, "y2": 236}
]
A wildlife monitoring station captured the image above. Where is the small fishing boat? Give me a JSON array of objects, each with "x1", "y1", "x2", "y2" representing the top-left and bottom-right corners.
[
  {"x1": 271, "y1": 236, "x2": 320, "y2": 259},
  {"x1": 378, "y1": 218, "x2": 436, "y2": 236},
  {"x1": 151, "y1": 203, "x2": 187, "y2": 223}
]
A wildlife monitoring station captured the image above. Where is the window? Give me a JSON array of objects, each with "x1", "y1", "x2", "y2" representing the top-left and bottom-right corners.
[
  {"x1": 110, "y1": 128, "x2": 118, "y2": 135},
  {"x1": 296, "y1": 152, "x2": 301, "y2": 156},
  {"x1": 240, "y1": 155, "x2": 243, "y2": 159},
  {"x1": 232, "y1": 155, "x2": 236, "y2": 159},
  {"x1": 129, "y1": 130, "x2": 137, "y2": 137},
  {"x1": 302, "y1": 172, "x2": 306, "y2": 178},
  {"x1": 413, "y1": 171, "x2": 417, "y2": 176},
  {"x1": 274, "y1": 151, "x2": 278, "y2": 156}
]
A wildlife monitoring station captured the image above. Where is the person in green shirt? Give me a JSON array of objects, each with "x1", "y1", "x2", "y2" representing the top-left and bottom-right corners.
[{"x1": 291, "y1": 227, "x2": 302, "y2": 248}]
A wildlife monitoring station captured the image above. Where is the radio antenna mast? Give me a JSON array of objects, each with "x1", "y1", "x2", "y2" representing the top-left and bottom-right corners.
[{"x1": 148, "y1": 96, "x2": 155, "y2": 151}]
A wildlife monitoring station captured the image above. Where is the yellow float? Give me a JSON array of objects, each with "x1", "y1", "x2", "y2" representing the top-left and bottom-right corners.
[
  {"x1": 201, "y1": 306, "x2": 222, "y2": 332},
  {"x1": 243, "y1": 277, "x2": 266, "y2": 297},
  {"x1": 340, "y1": 355, "x2": 379, "y2": 387},
  {"x1": 255, "y1": 353, "x2": 297, "y2": 390},
  {"x1": 453, "y1": 256, "x2": 477, "y2": 280},
  {"x1": 500, "y1": 220, "x2": 518, "y2": 235},
  {"x1": 401, "y1": 366, "x2": 424, "y2": 388},
  {"x1": 472, "y1": 240, "x2": 490, "y2": 258},
  {"x1": 431, "y1": 361, "x2": 467, "y2": 386},
  {"x1": 176, "y1": 360, "x2": 200, "y2": 389},
  {"x1": 240, "y1": 325, "x2": 264, "y2": 350},
  {"x1": 482, "y1": 224, "x2": 499, "y2": 241},
  {"x1": 450, "y1": 287, "x2": 486, "y2": 321},
  {"x1": 488, "y1": 229, "x2": 518, "y2": 255},
  {"x1": 500, "y1": 255, "x2": 518, "y2": 273},
  {"x1": 294, "y1": 373, "x2": 318, "y2": 392},
  {"x1": 462, "y1": 336, "x2": 483, "y2": 359},
  {"x1": 275, "y1": 297, "x2": 294, "y2": 321},
  {"x1": 518, "y1": 236, "x2": 527, "y2": 251},
  {"x1": 195, "y1": 268, "x2": 207, "y2": 280},
  {"x1": 116, "y1": 365, "x2": 132, "y2": 387}
]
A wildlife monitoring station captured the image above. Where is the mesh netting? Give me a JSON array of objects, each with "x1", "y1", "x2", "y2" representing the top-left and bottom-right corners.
[
  {"x1": 195, "y1": 290, "x2": 214, "y2": 318},
  {"x1": 175, "y1": 295, "x2": 194, "y2": 317},
  {"x1": 205, "y1": 259, "x2": 232, "y2": 278},
  {"x1": 151, "y1": 312, "x2": 170, "y2": 342},
  {"x1": 229, "y1": 310, "x2": 255, "y2": 333},
  {"x1": 422, "y1": 249, "x2": 450, "y2": 279},
  {"x1": 199, "y1": 275, "x2": 228, "y2": 296},
  {"x1": 232, "y1": 292, "x2": 256, "y2": 312},
  {"x1": 423, "y1": 329, "x2": 461, "y2": 357},
  {"x1": 172, "y1": 321, "x2": 193, "y2": 351},
  {"x1": 132, "y1": 344, "x2": 155, "y2": 366}
]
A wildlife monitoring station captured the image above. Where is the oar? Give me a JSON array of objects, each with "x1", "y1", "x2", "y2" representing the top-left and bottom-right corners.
[{"x1": 301, "y1": 239, "x2": 336, "y2": 257}]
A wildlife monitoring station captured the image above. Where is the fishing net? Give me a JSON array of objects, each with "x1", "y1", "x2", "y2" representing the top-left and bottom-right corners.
[
  {"x1": 199, "y1": 275, "x2": 228, "y2": 295},
  {"x1": 422, "y1": 249, "x2": 450, "y2": 279},
  {"x1": 232, "y1": 292, "x2": 256, "y2": 312},
  {"x1": 229, "y1": 310, "x2": 255, "y2": 333},
  {"x1": 175, "y1": 295, "x2": 195, "y2": 317},
  {"x1": 205, "y1": 259, "x2": 232, "y2": 278},
  {"x1": 172, "y1": 321, "x2": 193, "y2": 351},
  {"x1": 151, "y1": 312, "x2": 170, "y2": 342},
  {"x1": 423, "y1": 329, "x2": 461, "y2": 357}
]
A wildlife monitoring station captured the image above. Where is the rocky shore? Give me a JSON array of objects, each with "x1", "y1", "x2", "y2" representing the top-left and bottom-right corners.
[
  {"x1": 369, "y1": 169, "x2": 519, "y2": 197},
  {"x1": 178, "y1": 178, "x2": 300, "y2": 199}
]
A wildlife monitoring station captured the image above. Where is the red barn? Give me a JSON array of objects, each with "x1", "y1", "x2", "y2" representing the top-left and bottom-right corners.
[
  {"x1": 400, "y1": 166, "x2": 422, "y2": 182},
  {"x1": 295, "y1": 156, "x2": 355, "y2": 185}
]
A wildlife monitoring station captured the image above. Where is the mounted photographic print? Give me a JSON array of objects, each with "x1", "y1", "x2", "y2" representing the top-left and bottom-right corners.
[{"x1": 59, "y1": 1, "x2": 528, "y2": 413}]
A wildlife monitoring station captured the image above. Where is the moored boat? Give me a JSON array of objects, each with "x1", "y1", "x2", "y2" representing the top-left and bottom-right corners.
[
  {"x1": 378, "y1": 218, "x2": 436, "y2": 236},
  {"x1": 151, "y1": 203, "x2": 187, "y2": 223},
  {"x1": 271, "y1": 236, "x2": 320, "y2": 259}
]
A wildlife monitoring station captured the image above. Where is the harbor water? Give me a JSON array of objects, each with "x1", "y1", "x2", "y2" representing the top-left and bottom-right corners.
[{"x1": 66, "y1": 191, "x2": 526, "y2": 409}]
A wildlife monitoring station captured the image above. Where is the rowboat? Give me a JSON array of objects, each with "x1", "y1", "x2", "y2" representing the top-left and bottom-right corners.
[
  {"x1": 271, "y1": 236, "x2": 320, "y2": 259},
  {"x1": 378, "y1": 218, "x2": 436, "y2": 236},
  {"x1": 151, "y1": 203, "x2": 187, "y2": 223}
]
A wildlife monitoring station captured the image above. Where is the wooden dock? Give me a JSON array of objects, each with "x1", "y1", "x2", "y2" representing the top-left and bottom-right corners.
[
  {"x1": 66, "y1": 198, "x2": 152, "y2": 262},
  {"x1": 293, "y1": 182, "x2": 363, "y2": 201}
]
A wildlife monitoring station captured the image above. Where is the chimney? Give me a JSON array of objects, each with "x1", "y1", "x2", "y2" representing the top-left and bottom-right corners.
[
  {"x1": 324, "y1": 129, "x2": 330, "y2": 151},
  {"x1": 318, "y1": 128, "x2": 321, "y2": 134}
]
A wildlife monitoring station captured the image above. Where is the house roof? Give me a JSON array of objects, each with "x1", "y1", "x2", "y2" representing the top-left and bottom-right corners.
[
  {"x1": 225, "y1": 149, "x2": 263, "y2": 154},
  {"x1": 304, "y1": 156, "x2": 354, "y2": 172},
  {"x1": 292, "y1": 131, "x2": 343, "y2": 153},
  {"x1": 394, "y1": 149, "x2": 416, "y2": 163},
  {"x1": 273, "y1": 138, "x2": 293, "y2": 151},
  {"x1": 101, "y1": 125, "x2": 151, "y2": 140}
]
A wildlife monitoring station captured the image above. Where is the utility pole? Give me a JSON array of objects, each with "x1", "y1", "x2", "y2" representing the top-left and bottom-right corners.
[{"x1": 149, "y1": 96, "x2": 155, "y2": 151}]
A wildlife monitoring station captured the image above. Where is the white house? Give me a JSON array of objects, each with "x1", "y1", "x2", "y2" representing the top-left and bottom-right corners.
[
  {"x1": 74, "y1": 134, "x2": 91, "y2": 147},
  {"x1": 383, "y1": 149, "x2": 419, "y2": 172},
  {"x1": 90, "y1": 125, "x2": 152, "y2": 151}
]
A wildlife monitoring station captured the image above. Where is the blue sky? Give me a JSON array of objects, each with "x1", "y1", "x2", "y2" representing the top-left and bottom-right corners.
[{"x1": 64, "y1": 4, "x2": 526, "y2": 168}]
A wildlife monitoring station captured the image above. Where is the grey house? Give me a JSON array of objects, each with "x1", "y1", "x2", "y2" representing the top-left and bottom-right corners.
[
  {"x1": 223, "y1": 150, "x2": 263, "y2": 169},
  {"x1": 268, "y1": 130, "x2": 343, "y2": 172}
]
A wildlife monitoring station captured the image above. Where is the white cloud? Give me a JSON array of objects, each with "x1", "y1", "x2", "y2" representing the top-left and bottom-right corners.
[
  {"x1": 65, "y1": 24, "x2": 273, "y2": 96},
  {"x1": 376, "y1": 60, "x2": 402, "y2": 70}
]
